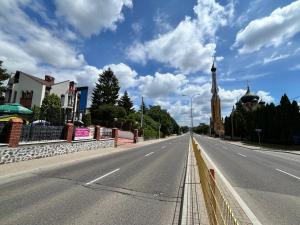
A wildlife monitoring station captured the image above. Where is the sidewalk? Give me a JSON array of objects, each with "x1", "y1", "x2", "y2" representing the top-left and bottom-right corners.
[
  {"x1": 224, "y1": 140, "x2": 300, "y2": 155},
  {"x1": 0, "y1": 136, "x2": 179, "y2": 179},
  {"x1": 181, "y1": 139, "x2": 209, "y2": 225}
]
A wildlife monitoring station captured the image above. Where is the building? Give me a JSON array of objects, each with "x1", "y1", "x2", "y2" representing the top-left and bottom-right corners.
[
  {"x1": 5, "y1": 71, "x2": 88, "y2": 122},
  {"x1": 210, "y1": 60, "x2": 224, "y2": 137},
  {"x1": 5, "y1": 71, "x2": 53, "y2": 108},
  {"x1": 239, "y1": 85, "x2": 265, "y2": 110}
]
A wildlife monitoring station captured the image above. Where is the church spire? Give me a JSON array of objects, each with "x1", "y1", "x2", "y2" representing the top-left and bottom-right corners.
[{"x1": 211, "y1": 56, "x2": 218, "y2": 94}]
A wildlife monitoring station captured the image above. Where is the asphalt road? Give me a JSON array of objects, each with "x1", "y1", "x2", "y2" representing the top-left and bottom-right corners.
[
  {"x1": 195, "y1": 134, "x2": 300, "y2": 225},
  {"x1": 0, "y1": 135, "x2": 189, "y2": 225}
]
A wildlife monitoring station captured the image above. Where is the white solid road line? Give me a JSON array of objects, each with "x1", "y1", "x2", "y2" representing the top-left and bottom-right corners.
[
  {"x1": 145, "y1": 152, "x2": 154, "y2": 157},
  {"x1": 195, "y1": 136, "x2": 263, "y2": 225},
  {"x1": 86, "y1": 168, "x2": 120, "y2": 185},
  {"x1": 275, "y1": 169, "x2": 300, "y2": 180},
  {"x1": 237, "y1": 153, "x2": 247, "y2": 157}
]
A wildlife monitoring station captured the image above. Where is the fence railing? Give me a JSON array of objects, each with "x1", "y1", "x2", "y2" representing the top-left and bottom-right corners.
[
  {"x1": 20, "y1": 125, "x2": 65, "y2": 142},
  {"x1": 192, "y1": 137, "x2": 240, "y2": 225},
  {"x1": 0, "y1": 123, "x2": 9, "y2": 143},
  {"x1": 100, "y1": 127, "x2": 112, "y2": 139}
]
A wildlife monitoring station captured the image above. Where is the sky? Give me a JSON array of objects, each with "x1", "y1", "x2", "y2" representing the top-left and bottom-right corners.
[{"x1": 0, "y1": 0, "x2": 300, "y2": 126}]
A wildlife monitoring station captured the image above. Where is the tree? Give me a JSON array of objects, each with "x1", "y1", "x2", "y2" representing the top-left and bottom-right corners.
[
  {"x1": 194, "y1": 123, "x2": 209, "y2": 135},
  {"x1": 91, "y1": 68, "x2": 120, "y2": 110},
  {"x1": 118, "y1": 91, "x2": 134, "y2": 114},
  {"x1": 40, "y1": 94, "x2": 61, "y2": 125},
  {"x1": 0, "y1": 61, "x2": 10, "y2": 104},
  {"x1": 92, "y1": 104, "x2": 126, "y2": 127},
  {"x1": 139, "y1": 98, "x2": 148, "y2": 114},
  {"x1": 32, "y1": 105, "x2": 41, "y2": 121},
  {"x1": 82, "y1": 113, "x2": 91, "y2": 126}
]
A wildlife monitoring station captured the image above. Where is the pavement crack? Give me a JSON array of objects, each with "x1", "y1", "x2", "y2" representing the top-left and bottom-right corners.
[{"x1": 82, "y1": 183, "x2": 180, "y2": 203}]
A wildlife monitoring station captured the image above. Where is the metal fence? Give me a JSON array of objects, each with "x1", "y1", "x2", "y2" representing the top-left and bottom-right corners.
[
  {"x1": 20, "y1": 125, "x2": 65, "y2": 142},
  {"x1": 192, "y1": 138, "x2": 240, "y2": 225},
  {"x1": 100, "y1": 127, "x2": 112, "y2": 139},
  {"x1": 0, "y1": 123, "x2": 9, "y2": 143}
]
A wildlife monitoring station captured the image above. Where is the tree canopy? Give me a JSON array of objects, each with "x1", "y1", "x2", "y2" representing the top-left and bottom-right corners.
[
  {"x1": 224, "y1": 94, "x2": 300, "y2": 145},
  {"x1": 40, "y1": 94, "x2": 62, "y2": 125},
  {"x1": 91, "y1": 68, "x2": 120, "y2": 110},
  {"x1": 0, "y1": 61, "x2": 10, "y2": 104},
  {"x1": 118, "y1": 91, "x2": 134, "y2": 115}
]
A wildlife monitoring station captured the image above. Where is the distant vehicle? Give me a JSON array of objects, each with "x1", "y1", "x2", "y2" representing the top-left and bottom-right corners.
[{"x1": 32, "y1": 120, "x2": 50, "y2": 126}]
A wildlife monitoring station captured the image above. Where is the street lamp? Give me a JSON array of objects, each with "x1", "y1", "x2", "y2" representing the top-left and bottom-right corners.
[{"x1": 182, "y1": 93, "x2": 201, "y2": 137}]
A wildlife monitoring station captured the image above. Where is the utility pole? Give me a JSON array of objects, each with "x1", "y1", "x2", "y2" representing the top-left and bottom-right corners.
[{"x1": 182, "y1": 93, "x2": 200, "y2": 138}]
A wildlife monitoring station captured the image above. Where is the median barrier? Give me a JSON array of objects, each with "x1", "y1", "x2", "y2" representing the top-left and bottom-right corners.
[{"x1": 192, "y1": 137, "x2": 240, "y2": 225}]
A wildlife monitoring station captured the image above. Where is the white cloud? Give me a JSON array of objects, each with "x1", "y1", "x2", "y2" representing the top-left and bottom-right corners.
[
  {"x1": 0, "y1": 0, "x2": 85, "y2": 71},
  {"x1": 127, "y1": 0, "x2": 233, "y2": 74},
  {"x1": 257, "y1": 90, "x2": 274, "y2": 103},
  {"x1": 103, "y1": 63, "x2": 138, "y2": 88},
  {"x1": 55, "y1": 0, "x2": 133, "y2": 37},
  {"x1": 234, "y1": 0, "x2": 300, "y2": 54},
  {"x1": 263, "y1": 53, "x2": 289, "y2": 64},
  {"x1": 138, "y1": 72, "x2": 187, "y2": 98}
]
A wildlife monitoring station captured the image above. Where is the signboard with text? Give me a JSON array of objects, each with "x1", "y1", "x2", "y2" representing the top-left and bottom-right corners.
[{"x1": 74, "y1": 127, "x2": 91, "y2": 140}]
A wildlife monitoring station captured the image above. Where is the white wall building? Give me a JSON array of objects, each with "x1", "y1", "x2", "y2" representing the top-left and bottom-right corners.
[
  {"x1": 5, "y1": 71, "x2": 53, "y2": 108},
  {"x1": 5, "y1": 71, "x2": 82, "y2": 123}
]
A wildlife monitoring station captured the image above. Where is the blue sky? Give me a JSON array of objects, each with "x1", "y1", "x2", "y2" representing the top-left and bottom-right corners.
[{"x1": 0, "y1": 0, "x2": 300, "y2": 125}]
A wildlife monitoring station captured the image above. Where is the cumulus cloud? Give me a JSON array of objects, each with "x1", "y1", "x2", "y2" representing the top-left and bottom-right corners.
[
  {"x1": 127, "y1": 0, "x2": 233, "y2": 74},
  {"x1": 55, "y1": 0, "x2": 133, "y2": 37},
  {"x1": 257, "y1": 90, "x2": 275, "y2": 103},
  {"x1": 234, "y1": 0, "x2": 300, "y2": 54},
  {"x1": 138, "y1": 72, "x2": 188, "y2": 98},
  {"x1": 103, "y1": 63, "x2": 138, "y2": 88},
  {"x1": 0, "y1": 0, "x2": 85, "y2": 72}
]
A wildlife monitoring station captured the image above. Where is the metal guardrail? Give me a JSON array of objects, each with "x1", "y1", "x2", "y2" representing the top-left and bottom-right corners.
[{"x1": 192, "y1": 137, "x2": 240, "y2": 225}]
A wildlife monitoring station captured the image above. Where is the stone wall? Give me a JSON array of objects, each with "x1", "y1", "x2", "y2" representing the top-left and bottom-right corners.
[{"x1": 0, "y1": 139, "x2": 114, "y2": 164}]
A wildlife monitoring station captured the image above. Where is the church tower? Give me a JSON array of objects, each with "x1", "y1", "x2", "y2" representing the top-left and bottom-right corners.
[{"x1": 210, "y1": 59, "x2": 224, "y2": 136}]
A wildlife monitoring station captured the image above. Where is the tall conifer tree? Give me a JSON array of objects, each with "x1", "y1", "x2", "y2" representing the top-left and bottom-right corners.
[
  {"x1": 118, "y1": 91, "x2": 134, "y2": 114},
  {"x1": 91, "y1": 68, "x2": 120, "y2": 110}
]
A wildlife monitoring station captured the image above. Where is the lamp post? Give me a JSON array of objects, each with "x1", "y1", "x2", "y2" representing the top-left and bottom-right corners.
[{"x1": 182, "y1": 93, "x2": 201, "y2": 138}]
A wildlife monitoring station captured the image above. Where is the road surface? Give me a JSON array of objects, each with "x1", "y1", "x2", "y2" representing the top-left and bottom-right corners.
[
  {"x1": 195, "y1": 134, "x2": 300, "y2": 225},
  {"x1": 0, "y1": 135, "x2": 189, "y2": 225}
]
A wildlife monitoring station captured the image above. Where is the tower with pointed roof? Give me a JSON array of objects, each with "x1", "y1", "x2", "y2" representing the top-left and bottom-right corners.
[{"x1": 210, "y1": 59, "x2": 224, "y2": 136}]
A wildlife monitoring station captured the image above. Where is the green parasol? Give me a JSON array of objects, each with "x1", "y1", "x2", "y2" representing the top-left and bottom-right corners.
[{"x1": 0, "y1": 103, "x2": 33, "y2": 115}]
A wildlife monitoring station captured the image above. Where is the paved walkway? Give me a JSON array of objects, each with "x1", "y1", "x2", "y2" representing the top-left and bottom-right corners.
[
  {"x1": 225, "y1": 140, "x2": 300, "y2": 155},
  {"x1": 181, "y1": 139, "x2": 209, "y2": 225}
]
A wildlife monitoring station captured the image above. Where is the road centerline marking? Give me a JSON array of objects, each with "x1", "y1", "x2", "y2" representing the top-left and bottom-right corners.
[
  {"x1": 145, "y1": 152, "x2": 154, "y2": 157},
  {"x1": 275, "y1": 169, "x2": 300, "y2": 180},
  {"x1": 237, "y1": 153, "x2": 247, "y2": 157},
  {"x1": 86, "y1": 168, "x2": 120, "y2": 185}
]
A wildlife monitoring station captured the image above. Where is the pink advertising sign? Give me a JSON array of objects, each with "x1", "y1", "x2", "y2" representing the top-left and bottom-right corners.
[{"x1": 74, "y1": 127, "x2": 91, "y2": 140}]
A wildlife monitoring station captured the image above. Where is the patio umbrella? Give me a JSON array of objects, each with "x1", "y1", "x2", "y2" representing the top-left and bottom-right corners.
[{"x1": 0, "y1": 103, "x2": 33, "y2": 115}]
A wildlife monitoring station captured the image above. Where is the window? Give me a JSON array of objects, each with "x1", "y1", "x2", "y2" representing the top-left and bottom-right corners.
[
  {"x1": 61, "y1": 94, "x2": 65, "y2": 106},
  {"x1": 68, "y1": 95, "x2": 73, "y2": 107},
  {"x1": 13, "y1": 91, "x2": 17, "y2": 103}
]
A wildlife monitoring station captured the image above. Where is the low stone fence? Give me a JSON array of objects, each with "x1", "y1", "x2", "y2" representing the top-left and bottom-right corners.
[
  {"x1": 0, "y1": 139, "x2": 114, "y2": 164},
  {"x1": 0, "y1": 118, "x2": 140, "y2": 164}
]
